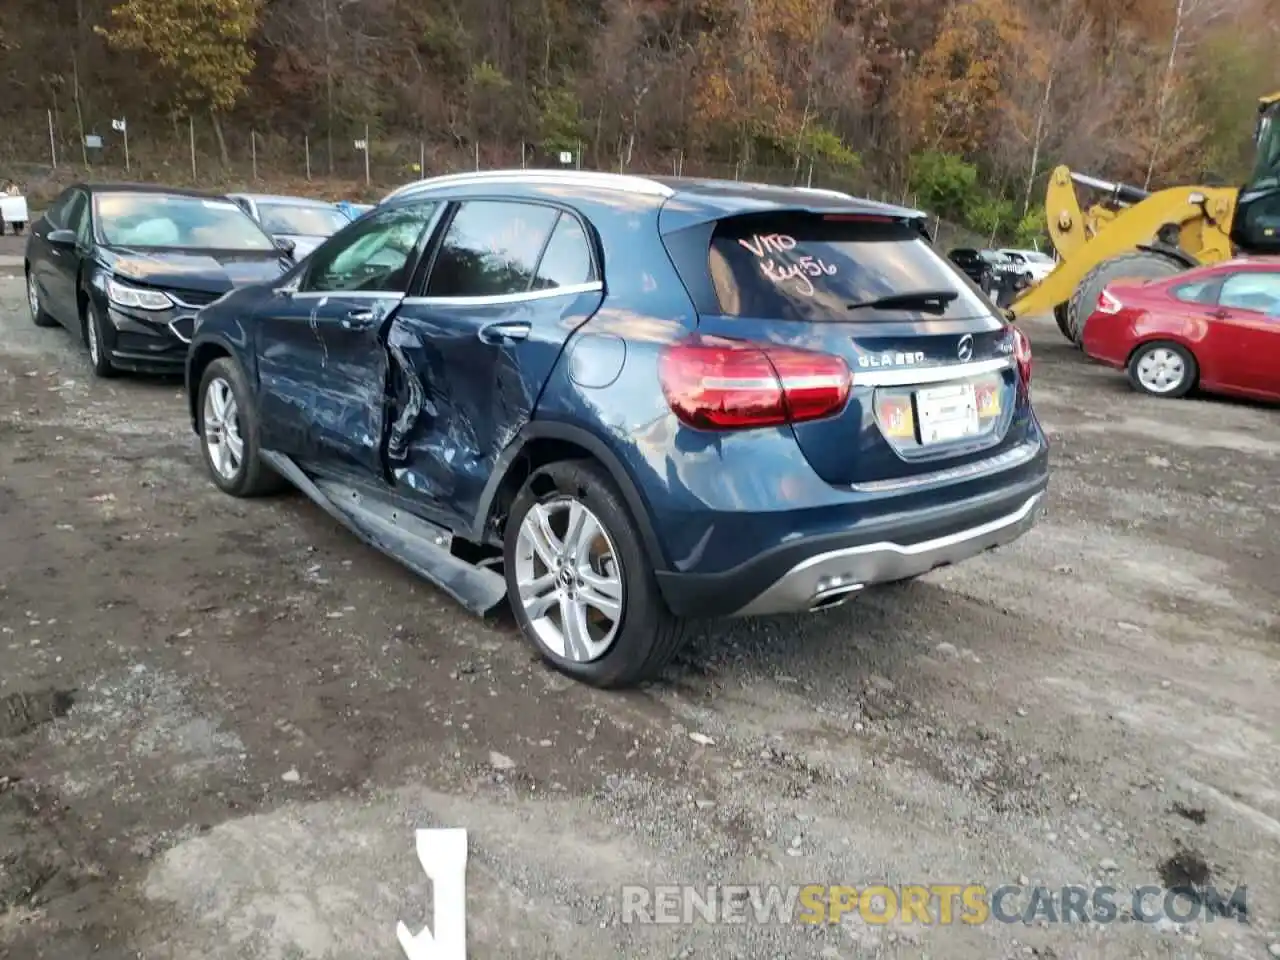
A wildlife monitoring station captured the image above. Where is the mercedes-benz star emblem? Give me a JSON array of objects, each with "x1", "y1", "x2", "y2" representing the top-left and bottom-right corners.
[{"x1": 957, "y1": 334, "x2": 974, "y2": 362}]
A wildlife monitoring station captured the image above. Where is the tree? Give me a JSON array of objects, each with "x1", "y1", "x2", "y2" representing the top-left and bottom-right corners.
[{"x1": 97, "y1": 0, "x2": 264, "y2": 166}]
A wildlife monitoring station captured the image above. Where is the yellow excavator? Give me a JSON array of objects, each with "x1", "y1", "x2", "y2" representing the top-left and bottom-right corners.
[{"x1": 1010, "y1": 92, "x2": 1280, "y2": 343}]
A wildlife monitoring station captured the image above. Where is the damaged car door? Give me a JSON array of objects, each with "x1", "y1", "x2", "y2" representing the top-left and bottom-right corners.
[
  {"x1": 256, "y1": 201, "x2": 441, "y2": 475},
  {"x1": 383, "y1": 199, "x2": 604, "y2": 525}
]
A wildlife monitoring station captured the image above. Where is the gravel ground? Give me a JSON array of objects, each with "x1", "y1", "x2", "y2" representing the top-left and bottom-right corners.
[{"x1": 0, "y1": 272, "x2": 1277, "y2": 960}]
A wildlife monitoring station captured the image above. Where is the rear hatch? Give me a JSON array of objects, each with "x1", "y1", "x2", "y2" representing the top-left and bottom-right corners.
[{"x1": 664, "y1": 211, "x2": 1029, "y2": 487}]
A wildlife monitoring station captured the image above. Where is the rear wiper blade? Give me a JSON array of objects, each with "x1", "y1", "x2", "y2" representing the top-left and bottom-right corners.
[{"x1": 847, "y1": 290, "x2": 959, "y2": 311}]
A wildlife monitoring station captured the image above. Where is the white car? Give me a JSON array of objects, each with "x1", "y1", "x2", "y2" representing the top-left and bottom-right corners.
[
  {"x1": 998, "y1": 248, "x2": 1056, "y2": 284},
  {"x1": 226, "y1": 193, "x2": 351, "y2": 259}
]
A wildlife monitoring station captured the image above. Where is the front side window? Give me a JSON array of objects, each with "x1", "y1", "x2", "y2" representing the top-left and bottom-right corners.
[
  {"x1": 47, "y1": 188, "x2": 78, "y2": 228},
  {"x1": 1218, "y1": 271, "x2": 1280, "y2": 315},
  {"x1": 302, "y1": 202, "x2": 437, "y2": 293},
  {"x1": 425, "y1": 200, "x2": 560, "y2": 298},
  {"x1": 63, "y1": 191, "x2": 89, "y2": 243},
  {"x1": 95, "y1": 193, "x2": 277, "y2": 251},
  {"x1": 258, "y1": 202, "x2": 350, "y2": 238},
  {"x1": 709, "y1": 215, "x2": 992, "y2": 321}
]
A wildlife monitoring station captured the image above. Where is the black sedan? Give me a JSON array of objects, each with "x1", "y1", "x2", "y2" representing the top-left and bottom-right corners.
[
  {"x1": 24, "y1": 184, "x2": 294, "y2": 377},
  {"x1": 947, "y1": 247, "x2": 995, "y2": 289}
]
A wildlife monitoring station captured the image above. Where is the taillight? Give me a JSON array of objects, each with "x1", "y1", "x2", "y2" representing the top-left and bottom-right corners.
[
  {"x1": 1096, "y1": 289, "x2": 1123, "y2": 314},
  {"x1": 1011, "y1": 325, "x2": 1033, "y2": 387},
  {"x1": 658, "y1": 339, "x2": 852, "y2": 430}
]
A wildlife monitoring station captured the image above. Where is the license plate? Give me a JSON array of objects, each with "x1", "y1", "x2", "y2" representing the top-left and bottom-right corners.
[{"x1": 916, "y1": 383, "x2": 980, "y2": 444}]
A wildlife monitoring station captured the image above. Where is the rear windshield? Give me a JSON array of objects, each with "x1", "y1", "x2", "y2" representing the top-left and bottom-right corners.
[
  {"x1": 709, "y1": 215, "x2": 991, "y2": 321},
  {"x1": 258, "y1": 202, "x2": 349, "y2": 237}
]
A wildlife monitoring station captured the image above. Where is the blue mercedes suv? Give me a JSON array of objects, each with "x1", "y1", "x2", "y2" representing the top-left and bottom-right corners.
[{"x1": 185, "y1": 170, "x2": 1049, "y2": 688}]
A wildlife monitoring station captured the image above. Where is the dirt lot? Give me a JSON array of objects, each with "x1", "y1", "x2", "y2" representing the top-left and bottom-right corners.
[{"x1": 0, "y1": 266, "x2": 1277, "y2": 960}]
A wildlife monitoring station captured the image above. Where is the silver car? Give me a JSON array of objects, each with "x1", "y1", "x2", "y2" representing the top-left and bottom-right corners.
[{"x1": 226, "y1": 193, "x2": 351, "y2": 259}]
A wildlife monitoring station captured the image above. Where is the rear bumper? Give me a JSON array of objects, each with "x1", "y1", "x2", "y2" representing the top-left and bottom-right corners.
[{"x1": 655, "y1": 464, "x2": 1049, "y2": 618}]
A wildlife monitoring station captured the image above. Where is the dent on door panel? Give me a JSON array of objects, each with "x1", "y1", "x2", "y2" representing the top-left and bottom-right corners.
[
  {"x1": 382, "y1": 314, "x2": 532, "y2": 517},
  {"x1": 382, "y1": 291, "x2": 601, "y2": 522}
]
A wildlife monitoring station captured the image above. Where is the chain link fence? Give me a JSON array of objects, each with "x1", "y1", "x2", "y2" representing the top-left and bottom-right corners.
[{"x1": 0, "y1": 112, "x2": 990, "y2": 250}]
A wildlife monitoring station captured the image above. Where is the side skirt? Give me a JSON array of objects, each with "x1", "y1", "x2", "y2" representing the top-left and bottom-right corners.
[{"x1": 261, "y1": 450, "x2": 507, "y2": 616}]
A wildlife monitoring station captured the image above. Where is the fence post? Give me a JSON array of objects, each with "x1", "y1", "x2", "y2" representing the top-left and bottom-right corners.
[
  {"x1": 474, "y1": 140, "x2": 479, "y2": 171},
  {"x1": 251, "y1": 130, "x2": 258, "y2": 181},
  {"x1": 189, "y1": 116, "x2": 196, "y2": 181},
  {"x1": 806, "y1": 159, "x2": 814, "y2": 188},
  {"x1": 123, "y1": 122, "x2": 130, "y2": 173},
  {"x1": 419, "y1": 140, "x2": 425, "y2": 176},
  {"x1": 48, "y1": 110, "x2": 57, "y2": 168},
  {"x1": 364, "y1": 123, "x2": 371, "y2": 185},
  {"x1": 521, "y1": 141, "x2": 526, "y2": 169},
  {"x1": 576, "y1": 140, "x2": 582, "y2": 170},
  {"x1": 305, "y1": 135, "x2": 311, "y2": 181}
]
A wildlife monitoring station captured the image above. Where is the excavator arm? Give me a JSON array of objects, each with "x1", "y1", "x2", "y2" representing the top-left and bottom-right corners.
[
  {"x1": 1011, "y1": 91, "x2": 1280, "y2": 328},
  {"x1": 1008, "y1": 167, "x2": 1237, "y2": 319}
]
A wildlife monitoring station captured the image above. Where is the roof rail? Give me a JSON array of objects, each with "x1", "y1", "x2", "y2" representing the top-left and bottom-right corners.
[{"x1": 381, "y1": 168, "x2": 674, "y2": 204}]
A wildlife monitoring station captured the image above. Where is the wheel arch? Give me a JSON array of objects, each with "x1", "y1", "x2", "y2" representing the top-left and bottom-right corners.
[
  {"x1": 471, "y1": 420, "x2": 669, "y2": 572},
  {"x1": 186, "y1": 338, "x2": 235, "y2": 432}
]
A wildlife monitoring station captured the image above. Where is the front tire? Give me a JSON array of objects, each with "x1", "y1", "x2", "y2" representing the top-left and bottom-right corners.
[
  {"x1": 1127, "y1": 341, "x2": 1197, "y2": 398},
  {"x1": 197, "y1": 357, "x2": 286, "y2": 497},
  {"x1": 83, "y1": 300, "x2": 117, "y2": 378},
  {"x1": 504, "y1": 459, "x2": 689, "y2": 689},
  {"x1": 26, "y1": 270, "x2": 56, "y2": 328},
  {"x1": 1053, "y1": 303, "x2": 1072, "y2": 341}
]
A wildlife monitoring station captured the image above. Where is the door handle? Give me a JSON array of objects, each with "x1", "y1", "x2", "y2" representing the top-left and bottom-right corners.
[
  {"x1": 341, "y1": 309, "x2": 376, "y2": 330},
  {"x1": 478, "y1": 320, "x2": 531, "y2": 344}
]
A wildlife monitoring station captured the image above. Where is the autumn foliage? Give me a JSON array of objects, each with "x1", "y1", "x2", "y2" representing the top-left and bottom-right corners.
[{"x1": 1, "y1": 0, "x2": 1278, "y2": 237}]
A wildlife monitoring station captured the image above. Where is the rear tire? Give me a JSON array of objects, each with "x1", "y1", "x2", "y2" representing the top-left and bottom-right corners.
[
  {"x1": 504, "y1": 459, "x2": 690, "y2": 689},
  {"x1": 1067, "y1": 251, "x2": 1185, "y2": 347},
  {"x1": 1127, "y1": 341, "x2": 1197, "y2": 398}
]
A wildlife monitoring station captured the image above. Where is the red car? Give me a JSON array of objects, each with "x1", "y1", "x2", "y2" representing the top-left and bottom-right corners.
[{"x1": 1081, "y1": 257, "x2": 1280, "y2": 402}]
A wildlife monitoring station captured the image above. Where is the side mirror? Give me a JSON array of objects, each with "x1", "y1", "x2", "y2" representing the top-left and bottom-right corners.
[
  {"x1": 48, "y1": 229, "x2": 78, "y2": 249},
  {"x1": 274, "y1": 236, "x2": 297, "y2": 258}
]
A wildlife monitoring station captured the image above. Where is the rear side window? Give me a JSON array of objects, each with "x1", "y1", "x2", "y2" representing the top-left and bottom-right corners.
[
  {"x1": 532, "y1": 213, "x2": 596, "y2": 290},
  {"x1": 709, "y1": 215, "x2": 991, "y2": 321},
  {"x1": 1171, "y1": 279, "x2": 1218, "y2": 304},
  {"x1": 426, "y1": 200, "x2": 559, "y2": 298}
]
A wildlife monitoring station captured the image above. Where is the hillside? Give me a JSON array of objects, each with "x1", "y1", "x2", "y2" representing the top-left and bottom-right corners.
[{"x1": 1, "y1": 0, "x2": 1279, "y2": 240}]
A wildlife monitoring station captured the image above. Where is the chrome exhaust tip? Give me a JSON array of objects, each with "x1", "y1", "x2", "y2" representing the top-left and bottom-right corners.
[{"x1": 809, "y1": 581, "x2": 865, "y2": 611}]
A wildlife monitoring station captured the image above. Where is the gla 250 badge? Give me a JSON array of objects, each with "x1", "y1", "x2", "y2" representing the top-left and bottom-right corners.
[{"x1": 857, "y1": 351, "x2": 926, "y2": 369}]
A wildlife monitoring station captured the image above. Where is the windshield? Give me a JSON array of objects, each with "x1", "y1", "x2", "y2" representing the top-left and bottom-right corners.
[
  {"x1": 1250, "y1": 104, "x2": 1280, "y2": 189},
  {"x1": 708, "y1": 215, "x2": 992, "y2": 321},
  {"x1": 96, "y1": 193, "x2": 276, "y2": 250},
  {"x1": 258, "y1": 202, "x2": 349, "y2": 237}
]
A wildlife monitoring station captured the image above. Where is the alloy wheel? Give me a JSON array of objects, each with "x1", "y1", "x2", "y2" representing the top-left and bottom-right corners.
[
  {"x1": 514, "y1": 497, "x2": 623, "y2": 663},
  {"x1": 27, "y1": 275, "x2": 39, "y2": 319},
  {"x1": 203, "y1": 377, "x2": 245, "y2": 480}
]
